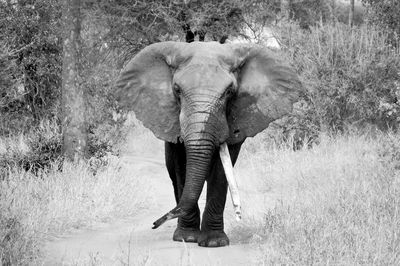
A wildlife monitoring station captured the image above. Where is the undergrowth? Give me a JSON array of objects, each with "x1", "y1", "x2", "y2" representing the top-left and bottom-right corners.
[
  {"x1": 0, "y1": 140, "x2": 149, "y2": 265},
  {"x1": 277, "y1": 23, "x2": 400, "y2": 143},
  {"x1": 231, "y1": 131, "x2": 400, "y2": 265},
  {"x1": 0, "y1": 119, "x2": 61, "y2": 176}
]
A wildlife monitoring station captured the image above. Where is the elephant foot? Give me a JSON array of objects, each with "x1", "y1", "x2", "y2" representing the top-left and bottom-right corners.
[
  {"x1": 198, "y1": 230, "x2": 229, "y2": 247},
  {"x1": 173, "y1": 227, "x2": 200, "y2": 243}
]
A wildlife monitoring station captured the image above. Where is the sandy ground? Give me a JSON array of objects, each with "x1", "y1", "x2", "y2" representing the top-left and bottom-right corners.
[{"x1": 42, "y1": 134, "x2": 269, "y2": 265}]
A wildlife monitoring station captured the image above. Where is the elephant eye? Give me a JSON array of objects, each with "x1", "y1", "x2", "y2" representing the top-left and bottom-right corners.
[
  {"x1": 225, "y1": 83, "x2": 235, "y2": 97},
  {"x1": 173, "y1": 84, "x2": 182, "y2": 96}
]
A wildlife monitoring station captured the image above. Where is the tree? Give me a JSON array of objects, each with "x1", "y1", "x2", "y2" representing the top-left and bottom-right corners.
[
  {"x1": 329, "y1": 0, "x2": 337, "y2": 23},
  {"x1": 0, "y1": 0, "x2": 62, "y2": 133},
  {"x1": 177, "y1": 1, "x2": 244, "y2": 43},
  {"x1": 281, "y1": 0, "x2": 291, "y2": 21},
  {"x1": 61, "y1": 0, "x2": 87, "y2": 160},
  {"x1": 92, "y1": 0, "x2": 248, "y2": 52},
  {"x1": 349, "y1": 0, "x2": 355, "y2": 26},
  {"x1": 289, "y1": 0, "x2": 334, "y2": 29}
]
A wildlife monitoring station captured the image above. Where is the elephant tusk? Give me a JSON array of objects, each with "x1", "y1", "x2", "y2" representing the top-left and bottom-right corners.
[{"x1": 219, "y1": 142, "x2": 241, "y2": 221}]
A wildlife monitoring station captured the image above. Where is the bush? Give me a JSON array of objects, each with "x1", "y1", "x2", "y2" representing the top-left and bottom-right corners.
[
  {"x1": 0, "y1": 1, "x2": 62, "y2": 128},
  {"x1": 279, "y1": 23, "x2": 400, "y2": 137},
  {"x1": 0, "y1": 119, "x2": 62, "y2": 177},
  {"x1": 362, "y1": 0, "x2": 400, "y2": 44}
]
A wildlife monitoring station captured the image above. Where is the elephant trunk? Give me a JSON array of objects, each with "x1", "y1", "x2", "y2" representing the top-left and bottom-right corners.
[
  {"x1": 152, "y1": 135, "x2": 215, "y2": 229},
  {"x1": 153, "y1": 110, "x2": 223, "y2": 229},
  {"x1": 179, "y1": 134, "x2": 215, "y2": 204}
]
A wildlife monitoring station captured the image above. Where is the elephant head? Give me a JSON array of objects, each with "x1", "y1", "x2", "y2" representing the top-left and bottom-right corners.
[{"x1": 115, "y1": 41, "x2": 302, "y2": 226}]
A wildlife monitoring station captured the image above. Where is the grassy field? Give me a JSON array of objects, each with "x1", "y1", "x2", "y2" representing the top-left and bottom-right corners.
[
  {"x1": 231, "y1": 131, "x2": 400, "y2": 265},
  {"x1": 2, "y1": 122, "x2": 400, "y2": 265}
]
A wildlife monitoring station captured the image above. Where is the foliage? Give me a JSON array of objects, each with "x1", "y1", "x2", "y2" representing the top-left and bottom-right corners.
[
  {"x1": 288, "y1": 0, "x2": 364, "y2": 29},
  {"x1": 0, "y1": 1, "x2": 128, "y2": 161},
  {"x1": 290, "y1": 0, "x2": 331, "y2": 28},
  {"x1": 239, "y1": 0, "x2": 281, "y2": 40},
  {"x1": 362, "y1": 0, "x2": 400, "y2": 43},
  {"x1": 0, "y1": 42, "x2": 28, "y2": 134},
  {"x1": 0, "y1": 119, "x2": 62, "y2": 177},
  {"x1": 280, "y1": 23, "x2": 400, "y2": 136},
  {"x1": 0, "y1": 0, "x2": 62, "y2": 131},
  {"x1": 90, "y1": 0, "x2": 249, "y2": 56}
]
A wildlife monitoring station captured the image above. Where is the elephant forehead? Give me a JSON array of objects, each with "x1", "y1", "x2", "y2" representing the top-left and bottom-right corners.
[
  {"x1": 181, "y1": 42, "x2": 230, "y2": 55},
  {"x1": 174, "y1": 64, "x2": 234, "y2": 90},
  {"x1": 177, "y1": 42, "x2": 236, "y2": 66}
]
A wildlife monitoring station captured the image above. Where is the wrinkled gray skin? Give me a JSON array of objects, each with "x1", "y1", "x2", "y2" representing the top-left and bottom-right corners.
[{"x1": 116, "y1": 41, "x2": 302, "y2": 247}]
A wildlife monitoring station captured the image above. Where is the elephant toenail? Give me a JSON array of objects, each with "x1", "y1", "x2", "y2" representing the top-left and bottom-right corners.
[{"x1": 208, "y1": 240, "x2": 218, "y2": 247}]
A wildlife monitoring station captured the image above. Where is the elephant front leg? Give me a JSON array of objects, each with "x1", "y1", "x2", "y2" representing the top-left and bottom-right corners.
[
  {"x1": 198, "y1": 141, "x2": 243, "y2": 247},
  {"x1": 165, "y1": 142, "x2": 200, "y2": 242},
  {"x1": 199, "y1": 169, "x2": 229, "y2": 247}
]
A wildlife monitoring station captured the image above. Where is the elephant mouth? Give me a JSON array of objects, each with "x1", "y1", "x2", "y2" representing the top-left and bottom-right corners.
[{"x1": 152, "y1": 142, "x2": 241, "y2": 229}]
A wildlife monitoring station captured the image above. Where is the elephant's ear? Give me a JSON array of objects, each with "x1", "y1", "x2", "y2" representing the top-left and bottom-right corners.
[
  {"x1": 226, "y1": 45, "x2": 303, "y2": 144},
  {"x1": 115, "y1": 42, "x2": 185, "y2": 143}
]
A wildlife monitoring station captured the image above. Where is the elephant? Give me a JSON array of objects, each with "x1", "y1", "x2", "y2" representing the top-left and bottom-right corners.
[{"x1": 115, "y1": 41, "x2": 303, "y2": 247}]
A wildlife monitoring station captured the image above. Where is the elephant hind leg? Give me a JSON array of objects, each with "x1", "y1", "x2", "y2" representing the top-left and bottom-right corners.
[
  {"x1": 199, "y1": 141, "x2": 244, "y2": 247},
  {"x1": 165, "y1": 141, "x2": 200, "y2": 242}
]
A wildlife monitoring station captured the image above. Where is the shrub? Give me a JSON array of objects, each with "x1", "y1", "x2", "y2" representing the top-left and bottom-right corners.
[
  {"x1": 0, "y1": 1, "x2": 62, "y2": 128},
  {"x1": 0, "y1": 119, "x2": 62, "y2": 177},
  {"x1": 362, "y1": 0, "x2": 400, "y2": 44},
  {"x1": 279, "y1": 23, "x2": 400, "y2": 137}
]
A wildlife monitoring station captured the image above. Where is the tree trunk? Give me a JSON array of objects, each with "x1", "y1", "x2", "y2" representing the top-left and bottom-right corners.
[
  {"x1": 349, "y1": 0, "x2": 355, "y2": 26},
  {"x1": 61, "y1": 0, "x2": 87, "y2": 160},
  {"x1": 281, "y1": 0, "x2": 291, "y2": 21},
  {"x1": 329, "y1": 0, "x2": 337, "y2": 24}
]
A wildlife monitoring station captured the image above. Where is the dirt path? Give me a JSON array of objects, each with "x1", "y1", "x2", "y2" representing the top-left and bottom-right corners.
[{"x1": 43, "y1": 138, "x2": 263, "y2": 265}]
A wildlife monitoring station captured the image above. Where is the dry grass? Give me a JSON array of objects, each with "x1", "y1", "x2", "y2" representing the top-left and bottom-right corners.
[
  {"x1": 0, "y1": 123, "x2": 151, "y2": 265},
  {"x1": 1, "y1": 121, "x2": 400, "y2": 265},
  {"x1": 230, "y1": 131, "x2": 400, "y2": 265}
]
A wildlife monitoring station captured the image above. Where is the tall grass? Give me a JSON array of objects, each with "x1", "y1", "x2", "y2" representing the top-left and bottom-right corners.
[
  {"x1": 0, "y1": 119, "x2": 61, "y2": 177},
  {"x1": 0, "y1": 123, "x2": 150, "y2": 265},
  {"x1": 231, "y1": 131, "x2": 400, "y2": 265},
  {"x1": 278, "y1": 23, "x2": 400, "y2": 135}
]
